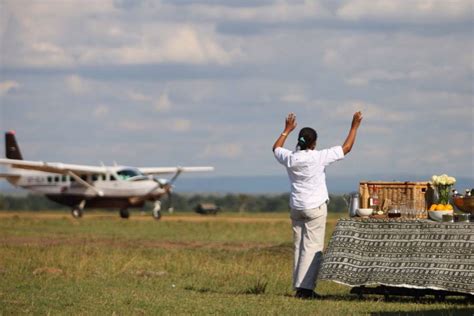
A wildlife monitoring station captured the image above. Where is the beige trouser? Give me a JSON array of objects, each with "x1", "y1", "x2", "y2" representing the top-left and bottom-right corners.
[{"x1": 290, "y1": 203, "x2": 327, "y2": 290}]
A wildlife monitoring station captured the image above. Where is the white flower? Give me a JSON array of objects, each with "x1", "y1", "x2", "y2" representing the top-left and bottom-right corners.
[
  {"x1": 447, "y1": 176, "x2": 456, "y2": 185},
  {"x1": 431, "y1": 173, "x2": 456, "y2": 186}
]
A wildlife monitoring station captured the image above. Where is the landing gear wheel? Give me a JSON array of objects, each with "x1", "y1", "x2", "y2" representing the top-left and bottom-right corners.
[
  {"x1": 71, "y1": 207, "x2": 83, "y2": 218},
  {"x1": 152, "y1": 209, "x2": 162, "y2": 220},
  {"x1": 152, "y1": 201, "x2": 162, "y2": 220},
  {"x1": 119, "y1": 208, "x2": 130, "y2": 219}
]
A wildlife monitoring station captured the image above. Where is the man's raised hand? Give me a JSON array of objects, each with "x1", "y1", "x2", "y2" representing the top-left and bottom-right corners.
[
  {"x1": 285, "y1": 113, "x2": 297, "y2": 133},
  {"x1": 351, "y1": 111, "x2": 363, "y2": 129}
]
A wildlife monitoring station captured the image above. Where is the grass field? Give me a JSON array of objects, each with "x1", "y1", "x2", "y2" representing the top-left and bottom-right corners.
[{"x1": 0, "y1": 211, "x2": 472, "y2": 315}]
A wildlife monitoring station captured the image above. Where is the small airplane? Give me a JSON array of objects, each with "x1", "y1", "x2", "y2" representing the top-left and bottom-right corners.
[{"x1": 0, "y1": 131, "x2": 213, "y2": 219}]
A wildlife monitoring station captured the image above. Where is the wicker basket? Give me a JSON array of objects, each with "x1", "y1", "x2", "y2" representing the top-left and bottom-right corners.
[{"x1": 359, "y1": 181, "x2": 434, "y2": 217}]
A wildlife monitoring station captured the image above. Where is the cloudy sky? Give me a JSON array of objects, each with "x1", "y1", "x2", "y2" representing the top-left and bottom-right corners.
[{"x1": 0, "y1": 0, "x2": 472, "y2": 182}]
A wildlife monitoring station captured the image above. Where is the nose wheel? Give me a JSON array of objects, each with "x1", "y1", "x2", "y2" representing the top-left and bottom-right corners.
[
  {"x1": 71, "y1": 200, "x2": 86, "y2": 218},
  {"x1": 71, "y1": 207, "x2": 83, "y2": 218},
  {"x1": 152, "y1": 201, "x2": 162, "y2": 220},
  {"x1": 119, "y1": 208, "x2": 130, "y2": 219}
]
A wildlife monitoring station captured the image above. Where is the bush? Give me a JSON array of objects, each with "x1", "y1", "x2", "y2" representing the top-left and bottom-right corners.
[{"x1": 0, "y1": 193, "x2": 347, "y2": 213}]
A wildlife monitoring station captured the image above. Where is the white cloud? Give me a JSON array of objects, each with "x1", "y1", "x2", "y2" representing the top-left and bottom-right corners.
[
  {"x1": 32, "y1": 42, "x2": 64, "y2": 55},
  {"x1": 127, "y1": 90, "x2": 174, "y2": 112},
  {"x1": 159, "y1": 26, "x2": 232, "y2": 65},
  {"x1": 281, "y1": 93, "x2": 307, "y2": 104},
  {"x1": 128, "y1": 91, "x2": 151, "y2": 102},
  {"x1": 117, "y1": 117, "x2": 191, "y2": 133},
  {"x1": 329, "y1": 101, "x2": 411, "y2": 124},
  {"x1": 0, "y1": 80, "x2": 20, "y2": 96},
  {"x1": 81, "y1": 26, "x2": 234, "y2": 66},
  {"x1": 2, "y1": 1, "x2": 234, "y2": 68},
  {"x1": 2, "y1": 0, "x2": 471, "y2": 70},
  {"x1": 184, "y1": 1, "x2": 332, "y2": 23},
  {"x1": 199, "y1": 143, "x2": 243, "y2": 159},
  {"x1": 171, "y1": 119, "x2": 192, "y2": 132},
  {"x1": 118, "y1": 120, "x2": 148, "y2": 132},
  {"x1": 337, "y1": 0, "x2": 472, "y2": 22},
  {"x1": 93, "y1": 105, "x2": 109, "y2": 118},
  {"x1": 154, "y1": 93, "x2": 172, "y2": 112},
  {"x1": 362, "y1": 125, "x2": 392, "y2": 135},
  {"x1": 66, "y1": 75, "x2": 88, "y2": 94},
  {"x1": 393, "y1": 90, "x2": 472, "y2": 107},
  {"x1": 322, "y1": 49, "x2": 341, "y2": 68},
  {"x1": 319, "y1": 32, "x2": 470, "y2": 94},
  {"x1": 346, "y1": 69, "x2": 415, "y2": 86}
]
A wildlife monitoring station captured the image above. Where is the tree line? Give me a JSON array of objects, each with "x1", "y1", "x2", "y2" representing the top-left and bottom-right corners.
[{"x1": 0, "y1": 193, "x2": 348, "y2": 213}]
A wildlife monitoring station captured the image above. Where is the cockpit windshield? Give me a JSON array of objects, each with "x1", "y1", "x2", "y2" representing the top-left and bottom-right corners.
[{"x1": 116, "y1": 168, "x2": 143, "y2": 180}]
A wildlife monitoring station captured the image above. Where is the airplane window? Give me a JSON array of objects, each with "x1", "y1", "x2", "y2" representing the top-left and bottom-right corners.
[
  {"x1": 47, "y1": 176, "x2": 52, "y2": 183},
  {"x1": 110, "y1": 174, "x2": 116, "y2": 181},
  {"x1": 70, "y1": 177, "x2": 75, "y2": 182},
  {"x1": 54, "y1": 176, "x2": 60, "y2": 182},
  {"x1": 62, "y1": 175, "x2": 67, "y2": 182},
  {"x1": 92, "y1": 174, "x2": 98, "y2": 181},
  {"x1": 80, "y1": 175, "x2": 87, "y2": 181},
  {"x1": 117, "y1": 168, "x2": 143, "y2": 180},
  {"x1": 101, "y1": 174, "x2": 106, "y2": 181}
]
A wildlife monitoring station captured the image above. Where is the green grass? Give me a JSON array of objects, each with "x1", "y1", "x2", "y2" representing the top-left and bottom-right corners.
[{"x1": 0, "y1": 211, "x2": 472, "y2": 315}]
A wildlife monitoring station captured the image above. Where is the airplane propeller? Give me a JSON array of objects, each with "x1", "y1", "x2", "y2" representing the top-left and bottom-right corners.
[
  {"x1": 128, "y1": 169, "x2": 183, "y2": 211},
  {"x1": 154, "y1": 179, "x2": 174, "y2": 212},
  {"x1": 151, "y1": 168, "x2": 182, "y2": 211}
]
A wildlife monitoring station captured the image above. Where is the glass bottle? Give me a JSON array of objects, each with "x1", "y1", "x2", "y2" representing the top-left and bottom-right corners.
[
  {"x1": 369, "y1": 185, "x2": 380, "y2": 213},
  {"x1": 361, "y1": 184, "x2": 369, "y2": 209}
]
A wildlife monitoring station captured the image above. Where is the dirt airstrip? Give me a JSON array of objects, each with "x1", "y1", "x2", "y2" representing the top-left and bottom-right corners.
[
  {"x1": 0, "y1": 236, "x2": 285, "y2": 251},
  {"x1": 0, "y1": 211, "x2": 290, "y2": 223}
]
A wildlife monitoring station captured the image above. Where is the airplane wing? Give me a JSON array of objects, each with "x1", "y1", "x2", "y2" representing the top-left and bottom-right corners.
[
  {"x1": 0, "y1": 158, "x2": 107, "y2": 175},
  {"x1": 138, "y1": 166, "x2": 214, "y2": 175}
]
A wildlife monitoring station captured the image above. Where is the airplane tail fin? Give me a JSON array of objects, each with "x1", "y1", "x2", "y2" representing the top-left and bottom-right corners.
[{"x1": 5, "y1": 131, "x2": 23, "y2": 160}]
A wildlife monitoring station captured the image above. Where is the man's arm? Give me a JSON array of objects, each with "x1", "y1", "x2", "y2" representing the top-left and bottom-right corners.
[
  {"x1": 342, "y1": 111, "x2": 363, "y2": 155},
  {"x1": 273, "y1": 113, "x2": 297, "y2": 152}
]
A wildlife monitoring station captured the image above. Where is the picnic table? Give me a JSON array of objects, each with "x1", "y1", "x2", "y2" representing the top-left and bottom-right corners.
[{"x1": 319, "y1": 218, "x2": 474, "y2": 299}]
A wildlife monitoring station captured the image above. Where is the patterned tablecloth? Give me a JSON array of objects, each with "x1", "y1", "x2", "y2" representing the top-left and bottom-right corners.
[{"x1": 319, "y1": 218, "x2": 474, "y2": 295}]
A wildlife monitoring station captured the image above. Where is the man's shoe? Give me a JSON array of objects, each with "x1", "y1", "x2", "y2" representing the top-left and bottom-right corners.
[{"x1": 295, "y1": 288, "x2": 322, "y2": 300}]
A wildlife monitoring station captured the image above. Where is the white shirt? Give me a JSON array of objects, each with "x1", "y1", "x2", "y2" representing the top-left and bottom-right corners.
[{"x1": 274, "y1": 146, "x2": 344, "y2": 210}]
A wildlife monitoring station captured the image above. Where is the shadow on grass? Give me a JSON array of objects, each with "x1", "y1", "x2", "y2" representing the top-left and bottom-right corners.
[
  {"x1": 273, "y1": 292, "x2": 473, "y2": 306},
  {"x1": 245, "y1": 243, "x2": 293, "y2": 256},
  {"x1": 184, "y1": 285, "x2": 472, "y2": 306},
  {"x1": 371, "y1": 307, "x2": 474, "y2": 316},
  {"x1": 185, "y1": 279, "x2": 268, "y2": 296},
  {"x1": 184, "y1": 286, "x2": 213, "y2": 294},
  {"x1": 313, "y1": 293, "x2": 473, "y2": 305}
]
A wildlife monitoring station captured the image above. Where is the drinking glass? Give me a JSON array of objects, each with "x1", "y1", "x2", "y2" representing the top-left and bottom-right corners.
[
  {"x1": 399, "y1": 202, "x2": 407, "y2": 218},
  {"x1": 406, "y1": 201, "x2": 413, "y2": 219},
  {"x1": 388, "y1": 205, "x2": 401, "y2": 218}
]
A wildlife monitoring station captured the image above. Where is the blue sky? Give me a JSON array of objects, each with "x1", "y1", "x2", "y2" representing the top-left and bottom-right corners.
[{"x1": 0, "y1": 0, "x2": 473, "y2": 182}]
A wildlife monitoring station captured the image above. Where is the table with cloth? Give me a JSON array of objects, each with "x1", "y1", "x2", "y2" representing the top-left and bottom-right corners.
[{"x1": 319, "y1": 218, "x2": 474, "y2": 296}]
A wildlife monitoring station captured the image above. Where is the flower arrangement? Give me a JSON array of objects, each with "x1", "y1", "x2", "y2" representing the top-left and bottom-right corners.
[
  {"x1": 431, "y1": 174, "x2": 456, "y2": 186},
  {"x1": 431, "y1": 174, "x2": 456, "y2": 205}
]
